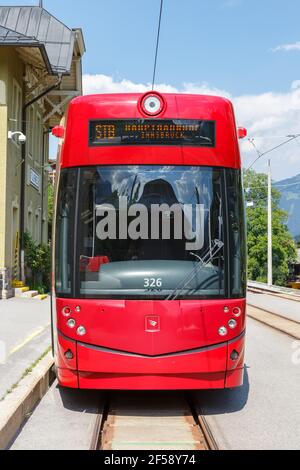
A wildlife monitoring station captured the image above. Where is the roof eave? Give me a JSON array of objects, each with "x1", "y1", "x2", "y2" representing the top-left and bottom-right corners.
[{"x1": 73, "y1": 28, "x2": 86, "y2": 56}]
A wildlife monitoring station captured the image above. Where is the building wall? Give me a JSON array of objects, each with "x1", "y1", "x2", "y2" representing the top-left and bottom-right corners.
[
  {"x1": 0, "y1": 47, "x2": 49, "y2": 295},
  {"x1": 5, "y1": 48, "x2": 24, "y2": 278},
  {"x1": 24, "y1": 101, "x2": 49, "y2": 246},
  {"x1": 0, "y1": 50, "x2": 10, "y2": 273},
  {"x1": 0, "y1": 98, "x2": 8, "y2": 271}
]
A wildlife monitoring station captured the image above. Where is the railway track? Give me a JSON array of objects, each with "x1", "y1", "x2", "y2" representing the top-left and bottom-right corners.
[
  {"x1": 248, "y1": 287, "x2": 300, "y2": 303},
  {"x1": 246, "y1": 280, "x2": 300, "y2": 338},
  {"x1": 247, "y1": 284, "x2": 300, "y2": 339},
  {"x1": 248, "y1": 282, "x2": 300, "y2": 303},
  {"x1": 90, "y1": 392, "x2": 218, "y2": 451}
]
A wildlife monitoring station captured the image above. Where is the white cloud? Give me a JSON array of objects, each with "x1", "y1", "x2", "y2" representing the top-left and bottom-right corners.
[
  {"x1": 82, "y1": 74, "x2": 229, "y2": 97},
  {"x1": 273, "y1": 42, "x2": 300, "y2": 52},
  {"x1": 82, "y1": 74, "x2": 178, "y2": 95},
  {"x1": 234, "y1": 85, "x2": 300, "y2": 176},
  {"x1": 291, "y1": 80, "x2": 300, "y2": 90},
  {"x1": 82, "y1": 74, "x2": 300, "y2": 181}
]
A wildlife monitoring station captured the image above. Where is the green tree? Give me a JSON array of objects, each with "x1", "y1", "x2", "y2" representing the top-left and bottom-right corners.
[{"x1": 243, "y1": 169, "x2": 297, "y2": 286}]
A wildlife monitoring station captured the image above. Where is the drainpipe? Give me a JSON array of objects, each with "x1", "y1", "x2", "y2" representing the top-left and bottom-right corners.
[
  {"x1": 40, "y1": 129, "x2": 51, "y2": 245},
  {"x1": 20, "y1": 76, "x2": 62, "y2": 282}
]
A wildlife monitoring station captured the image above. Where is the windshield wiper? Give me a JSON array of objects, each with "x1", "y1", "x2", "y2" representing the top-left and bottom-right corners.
[{"x1": 165, "y1": 239, "x2": 224, "y2": 301}]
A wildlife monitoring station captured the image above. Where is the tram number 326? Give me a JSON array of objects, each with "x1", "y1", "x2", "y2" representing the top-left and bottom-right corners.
[{"x1": 144, "y1": 278, "x2": 163, "y2": 289}]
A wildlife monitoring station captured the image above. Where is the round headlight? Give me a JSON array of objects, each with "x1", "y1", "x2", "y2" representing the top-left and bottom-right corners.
[
  {"x1": 218, "y1": 326, "x2": 228, "y2": 337},
  {"x1": 77, "y1": 326, "x2": 86, "y2": 336},
  {"x1": 228, "y1": 319, "x2": 237, "y2": 329},
  {"x1": 67, "y1": 319, "x2": 76, "y2": 329},
  {"x1": 65, "y1": 350, "x2": 74, "y2": 360},
  {"x1": 230, "y1": 350, "x2": 239, "y2": 361},
  {"x1": 233, "y1": 307, "x2": 241, "y2": 317},
  {"x1": 141, "y1": 94, "x2": 164, "y2": 116},
  {"x1": 62, "y1": 307, "x2": 71, "y2": 317}
]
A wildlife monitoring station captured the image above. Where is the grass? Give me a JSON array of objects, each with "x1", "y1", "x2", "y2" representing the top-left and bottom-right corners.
[{"x1": 0, "y1": 347, "x2": 52, "y2": 402}]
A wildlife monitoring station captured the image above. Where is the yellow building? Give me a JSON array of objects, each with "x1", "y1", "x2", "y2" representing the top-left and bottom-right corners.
[{"x1": 0, "y1": 6, "x2": 85, "y2": 298}]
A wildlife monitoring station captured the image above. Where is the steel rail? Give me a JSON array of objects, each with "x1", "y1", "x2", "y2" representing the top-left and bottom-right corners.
[
  {"x1": 248, "y1": 281, "x2": 300, "y2": 301},
  {"x1": 97, "y1": 392, "x2": 218, "y2": 451}
]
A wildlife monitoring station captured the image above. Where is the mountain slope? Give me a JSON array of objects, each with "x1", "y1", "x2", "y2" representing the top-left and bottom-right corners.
[{"x1": 275, "y1": 173, "x2": 300, "y2": 239}]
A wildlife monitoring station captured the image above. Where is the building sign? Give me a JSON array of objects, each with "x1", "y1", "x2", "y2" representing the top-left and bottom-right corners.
[
  {"x1": 89, "y1": 119, "x2": 216, "y2": 147},
  {"x1": 29, "y1": 168, "x2": 40, "y2": 191}
]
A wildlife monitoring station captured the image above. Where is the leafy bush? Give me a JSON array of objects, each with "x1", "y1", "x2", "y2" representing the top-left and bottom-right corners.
[
  {"x1": 244, "y1": 169, "x2": 297, "y2": 286},
  {"x1": 24, "y1": 232, "x2": 51, "y2": 294}
]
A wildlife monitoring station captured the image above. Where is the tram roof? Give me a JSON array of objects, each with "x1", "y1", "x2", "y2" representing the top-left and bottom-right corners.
[{"x1": 58, "y1": 92, "x2": 242, "y2": 170}]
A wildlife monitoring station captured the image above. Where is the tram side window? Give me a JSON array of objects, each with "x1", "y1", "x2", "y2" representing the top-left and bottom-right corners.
[
  {"x1": 55, "y1": 170, "x2": 77, "y2": 295},
  {"x1": 227, "y1": 170, "x2": 247, "y2": 297}
]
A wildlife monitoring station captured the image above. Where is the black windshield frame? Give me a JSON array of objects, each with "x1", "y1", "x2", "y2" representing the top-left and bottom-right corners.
[{"x1": 55, "y1": 166, "x2": 246, "y2": 300}]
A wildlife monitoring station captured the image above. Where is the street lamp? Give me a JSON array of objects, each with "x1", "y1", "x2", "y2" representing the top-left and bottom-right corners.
[{"x1": 8, "y1": 131, "x2": 27, "y2": 144}]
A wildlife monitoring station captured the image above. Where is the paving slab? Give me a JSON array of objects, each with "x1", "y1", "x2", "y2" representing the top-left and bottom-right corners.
[
  {"x1": 0, "y1": 297, "x2": 50, "y2": 352},
  {"x1": 0, "y1": 327, "x2": 51, "y2": 400},
  {"x1": 10, "y1": 382, "x2": 104, "y2": 450},
  {"x1": 247, "y1": 305, "x2": 300, "y2": 339},
  {"x1": 247, "y1": 292, "x2": 300, "y2": 324},
  {"x1": 192, "y1": 317, "x2": 300, "y2": 450},
  {"x1": 0, "y1": 297, "x2": 51, "y2": 401}
]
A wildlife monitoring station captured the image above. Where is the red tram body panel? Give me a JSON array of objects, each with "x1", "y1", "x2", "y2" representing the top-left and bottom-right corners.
[{"x1": 52, "y1": 92, "x2": 247, "y2": 390}]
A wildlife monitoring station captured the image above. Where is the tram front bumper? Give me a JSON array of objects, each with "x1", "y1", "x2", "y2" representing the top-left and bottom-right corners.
[{"x1": 56, "y1": 332, "x2": 245, "y2": 390}]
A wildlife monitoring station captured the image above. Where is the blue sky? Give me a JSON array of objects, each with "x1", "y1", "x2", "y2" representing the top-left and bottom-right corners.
[{"x1": 3, "y1": 0, "x2": 300, "y2": 179}]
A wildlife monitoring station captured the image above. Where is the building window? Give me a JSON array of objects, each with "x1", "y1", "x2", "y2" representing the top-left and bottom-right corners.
[
  {"x1": 11, "y1": 206, "x2": 19, "y2": 278},
  {"x1": 27, "y1": 209, "x2": 33, "y2": 235},
  {"x1": 36, "y1": 113, "x2": 42, "y2": 166},
  {"x1": 35, "y1": 212, "x2": 39, "y2": 243},
  {"x1": 28, "y1": 106, "x2": 35, "y2": 159},
  {"x1": 11, "y1": 80, "x2": 22, "y2": 147}
]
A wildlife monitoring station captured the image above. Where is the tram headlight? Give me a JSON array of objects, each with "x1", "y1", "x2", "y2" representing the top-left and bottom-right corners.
[
  {"x1": 218, "y1": 326, "x2": 228, "y2": 337},
  {"x1": 232, "y1": 307, "x2": 241, "y2": 317},
  {"x1": 67, "y1": 319, "x2": 76, "y2": 329},
  {"x1": 65, "y1": 350, "x2": 74, "y2": 360},
  {"x1": 228, "y1": 319, "x2": 237, "y2": 329},
  {"x1": 230, "y1": 350, "x2": 239, "y2": 361},
  {"x1": 62, "y1": 306, "x2": 71, "y2": 317},
  {"x1": 77, "y1": 326, "x2": 86, "y2": 336}
]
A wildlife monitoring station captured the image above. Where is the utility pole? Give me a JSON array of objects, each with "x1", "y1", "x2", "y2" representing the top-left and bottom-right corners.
[{"x1": 267, "y1": 159, "x2": 273, "y2": 286}]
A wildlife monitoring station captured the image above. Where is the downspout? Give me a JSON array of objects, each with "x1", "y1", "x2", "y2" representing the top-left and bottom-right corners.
[
  {"x1": 20, "y1": 75, "x2": 62, "y2": 282},
  {"x1": 41, "y1": 129, "x2": 51, "y2": 245}
]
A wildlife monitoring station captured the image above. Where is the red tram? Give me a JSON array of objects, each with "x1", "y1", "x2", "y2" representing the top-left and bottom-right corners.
[{"x1": 51, "y1": 92, "x2": 247, "y2": 390}]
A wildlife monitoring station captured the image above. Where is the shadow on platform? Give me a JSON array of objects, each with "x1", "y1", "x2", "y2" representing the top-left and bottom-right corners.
[{"x1": 191, "y1": 365, "x2": 250, "y2": 415}]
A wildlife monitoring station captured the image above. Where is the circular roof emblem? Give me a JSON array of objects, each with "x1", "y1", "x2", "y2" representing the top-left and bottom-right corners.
[{"x1": 140, "y1": 92, "x2": 165, "y2": 116}]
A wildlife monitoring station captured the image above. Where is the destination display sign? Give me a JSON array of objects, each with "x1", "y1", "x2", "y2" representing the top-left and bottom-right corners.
[{"x1": 89, "y1": 119, "x2": 215, "y2": 147}]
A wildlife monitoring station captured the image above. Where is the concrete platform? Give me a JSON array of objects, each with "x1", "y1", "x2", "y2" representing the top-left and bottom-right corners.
[
  {"x1": 192, "y1": 318, "x2": 300, "y2": 450},
  {"x1": 0, "y1": 297, "x2": 51, "y2": 400},
  {"x1": 247, "y1": 291, "x2": 300, "y2": 324},
  {"x1": 10, "y1": 383, "x2": 104, "y2": 450}
]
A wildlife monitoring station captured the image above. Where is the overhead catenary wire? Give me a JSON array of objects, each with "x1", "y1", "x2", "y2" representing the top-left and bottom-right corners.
[
  {"x1": 152, "y1": 0, "x2": 164, "y2": 90},
  {"x1": 246, "y1": 134, "x2": 300, "y2": 170}
]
